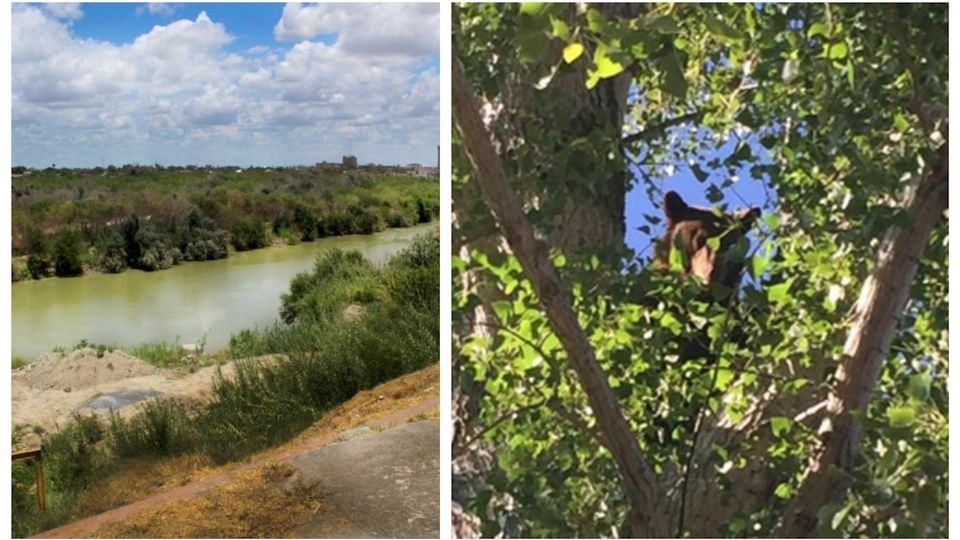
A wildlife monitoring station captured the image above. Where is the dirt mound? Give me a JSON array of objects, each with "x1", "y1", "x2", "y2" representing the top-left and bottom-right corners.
[{"x1": 14, "y1": 348, "x2": 160, "y2": 392}]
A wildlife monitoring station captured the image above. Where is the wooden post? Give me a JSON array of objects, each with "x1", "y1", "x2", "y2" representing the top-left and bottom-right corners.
[{"x1": 12, "y1": 448, "x2": 45, "y2": 514}]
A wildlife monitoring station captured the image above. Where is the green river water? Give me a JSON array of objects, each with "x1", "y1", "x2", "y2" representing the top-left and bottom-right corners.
[{"x1": 12, "y1": 223, "x2": 436, "y2": 359}]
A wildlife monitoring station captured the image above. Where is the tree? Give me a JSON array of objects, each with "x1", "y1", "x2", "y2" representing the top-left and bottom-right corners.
[
  {"x1": 51, "y1": 229, "x2": 84, "y2": 277},
  {"x1": 453, "y1": 4, "x2": 946, "y2": 538}
]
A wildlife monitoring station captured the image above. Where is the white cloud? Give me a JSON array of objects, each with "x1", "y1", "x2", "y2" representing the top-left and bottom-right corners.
[
  {"x1": 43, "y1": 3, "x2": 83, "y2": 20},
  {"x1": 135, "y1": 3, "x2": 183, "y2": 17},
  {"x1": 12, "y1": 4, "x2": 439, "y2": 167},
  {"x1": 274, "y1": 3, "x2": 439, "y2": 57}
]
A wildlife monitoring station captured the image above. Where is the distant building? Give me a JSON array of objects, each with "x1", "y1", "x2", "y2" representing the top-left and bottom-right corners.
[
  {"x1": 342, "y1": 155, "x2": 358, "y2": 169},
  {"x1": 316, "y1": 161, "x2": 340, "y2": 170}
]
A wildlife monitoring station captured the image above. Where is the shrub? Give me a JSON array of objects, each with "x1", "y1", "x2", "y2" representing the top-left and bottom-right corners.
[
  {"x1": 26, "y1": 255, "x2": 50, "y2": 279},
  {"x1": 386, "y1": 210, "x2": 412, "y2": 228},
  {"x1": 293, "y1": 205, "x2": 317, "y2": 242},
  {"x1": 175, "y1": 209, "x2": 229, "y2": 261},
  {"x1": 51, "y1": 229, "x2": 84, "y2": 277},
  {"x1": 95, "y1": 229, "x2": 127, "y2": 273},
  {"x1": 416, "y1": 197, "x2": 432, "y2": 223},
  {"x1": 230, "y1": 219, "x2": 268, "y2": 251},
  {"x1": 109, "y1": 399, "x2": 195, "y2": 459}
]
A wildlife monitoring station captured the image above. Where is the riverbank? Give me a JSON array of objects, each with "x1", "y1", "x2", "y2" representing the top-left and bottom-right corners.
[
  {"x1": 13, "y1": 166, "x2": 438, "y2": 281},
  {"x1": 13, "y1": 223, "x2": 436, "y2": 359},
  {"x1": 13, "y1": 232, "x2": 439, "y2": 537}
]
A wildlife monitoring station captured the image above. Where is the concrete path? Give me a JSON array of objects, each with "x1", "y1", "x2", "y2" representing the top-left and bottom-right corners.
[
  {"x1": 292, "y1": 420, "x2": 440, "y2": 538},
  {"x1": 34, "y1": 397, "x2": 439, "y2": 539}
]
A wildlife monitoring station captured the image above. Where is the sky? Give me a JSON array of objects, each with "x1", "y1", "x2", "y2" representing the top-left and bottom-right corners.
[
  {"x1": 624, "y1": 128, "x2": 775, "y2": 262},
  {"x1": 12, "y1": 2, "x2": 440, "y2": 168}
]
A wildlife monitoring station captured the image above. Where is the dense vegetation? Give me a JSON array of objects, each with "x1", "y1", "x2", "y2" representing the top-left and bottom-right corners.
[
  {"x1": 12, "y1": 231, "x2": 438, "y2": 537},
  {"x1": 454, "y1": 3, "x2": 946, "y2": 538},
  {"x1": 12, "y1": 165, "x2": 438, "y2": 280}
]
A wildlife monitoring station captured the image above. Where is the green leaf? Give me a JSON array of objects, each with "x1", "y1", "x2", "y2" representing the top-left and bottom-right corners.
[
  {"x1": 770, "y1": 416, "x2": 791, "y2": 437},
  {"x1": 660, "y1": 312, "x2": 682, "y2": 335},
  {"x1": 550, "y1": 18, "x2": 570, "y2": 40},
  {"x1": 828, "y1": 41, "x2": 849, "y2": 60},
  {"x1": 762, "y1": 213, "x2": 781, "y2": 230},
  {"x1": 705, "y1": 16, "x2": 745, "y2": 42},
  {"x1": 767, "y1": 279, "x2": 793, "y2": 304},
  {"x1": 914, "y1": 484, "x2": 941, "y2": 523},
  {"x1": 516, "y1": 29, "x2": 550, "y2": 63},
  {"x1": 660, "y1": 49, "x2": 688, "y2": 98},
  {"x1": 492, "y1": 300, "x2": 512, "y2": 323},
  {"x1": 894, "y1": 112, "x2": 910, "y2": 133},
  {"x1": 807, "y1": 22, "x2": 830, "y2": 39},
  {"x1": 563, "y1": 43, "x2": 584, "y2": 64},
  {"x1": 647, "y1": 14, "x2": 680, "y2": 34},
  {"x1": 888, "y1": 405, "x2": 916, "y2": 427},
  {"x1": 520, "y1": 3, "x2": 547, "y2": 15},
  {"x1": 751, "y1": 251, "x2": 770, "y2": 279},
  {"x1": 831, "y1": 504, "x2": 851, "y2": 531},
  {"x1": 774, "y1": 482, "x2": 793, "y2": 499},
  {"x1": 593, "y1": 49, "x2": 625, "y2": 79},
  {"x1": 908, "y1": 373, "x2": 932, "y2": 401}
]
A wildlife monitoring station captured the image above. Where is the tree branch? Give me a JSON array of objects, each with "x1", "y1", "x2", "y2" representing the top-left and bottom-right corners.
[
  {"x1": 622, "y1": 110, "x2": 704, "y2": 145},
  {"x1": 453, "y1": 53, "x2": 668, "y2": 537},
  {"x1": 778, "y1": 142, "x2": 948, "y2": 536}
]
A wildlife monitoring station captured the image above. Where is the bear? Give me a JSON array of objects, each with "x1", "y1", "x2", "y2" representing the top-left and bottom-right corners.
[{"x1": 656, "y1": 190, "x2": 761, "y2": 300}]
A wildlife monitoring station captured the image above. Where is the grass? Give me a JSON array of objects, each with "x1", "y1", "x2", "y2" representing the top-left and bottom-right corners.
[
  {"x1": 11, "y1": 232, "x2": 439, "y2": 537},
  {"x1": 36, "y1": 334, "x2": 217, "y2": 370}
]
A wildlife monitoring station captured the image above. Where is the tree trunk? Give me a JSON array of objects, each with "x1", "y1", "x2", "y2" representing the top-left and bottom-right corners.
[
  {"x1": 779, "y1": 143, "x2": 948, "y2": 536},
  {"x1": 454, "y1": 54, "x2": 668, "y2": 538}
]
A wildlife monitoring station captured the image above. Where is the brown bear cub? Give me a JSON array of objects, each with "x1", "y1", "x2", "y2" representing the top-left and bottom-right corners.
[{"x1": 656, "y1": 190, "x2": 761, "y2": 299}]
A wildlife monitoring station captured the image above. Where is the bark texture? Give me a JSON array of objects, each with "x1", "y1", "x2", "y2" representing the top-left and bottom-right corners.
[{"x1": 779, "y1": 143, "x2": 948, "y2": 536}]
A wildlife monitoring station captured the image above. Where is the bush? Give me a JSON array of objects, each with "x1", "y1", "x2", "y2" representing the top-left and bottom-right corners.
[
  {"x1": 348, "y1": 205, "x2": 384, "y2": 234},
  {"x1": 386, "y1": 210, "x2": 412, "y2": 228},
  {"x1": 416, "y1": 197, "x2": 432, "y2": 223},
  {"x1": 230, "y1": 219, "x2": 268, "y2": 251},
  {"x1": 175, "y1": 209, "x2": 229, "y2": 261},
  {"x1": 293, "y1": 205, "x2": 317, "y2": 242},
  {"x1": 51, "y1": 229, "x2": 84, "y2": 277},
  {"x1": 109, "y1": 400, "x2": 195, "y2": 459},
  {"x1": 26, "y1": 255, "x2": 50, "y2": 279},
  {"x1": 96, "y1": 229, "x2": 127, "y2": 273},
  {"x1": 120, "y1": 214, "x2": 180, "y2": 271}
]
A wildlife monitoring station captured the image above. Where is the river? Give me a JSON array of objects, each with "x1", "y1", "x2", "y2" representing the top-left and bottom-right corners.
[{"x1": 12, "y1": 223, "x2": 436, "y2": 359}]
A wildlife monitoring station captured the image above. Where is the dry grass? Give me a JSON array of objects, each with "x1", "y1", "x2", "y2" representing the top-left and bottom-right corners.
[
  {"x1": 79, "y1": 454, "x2": 215, "y2": 518},
  {"x1": 91, "y1": 463, "x2": 316, "y2": 538},
  {"x1": 72, "y1": 362, "x2": 439, "y2": 537},
  {"x1": 273, "y1": 362, "x2": 439, "y2": 453}
]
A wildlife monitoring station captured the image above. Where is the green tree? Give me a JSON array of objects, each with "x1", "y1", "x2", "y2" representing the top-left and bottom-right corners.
[
  {"x1": 51, "y1": 229, "x2": 84, "y2": 277},
  {"x1": 454, "y1": 4, "x2": 946, "y2": 538}
]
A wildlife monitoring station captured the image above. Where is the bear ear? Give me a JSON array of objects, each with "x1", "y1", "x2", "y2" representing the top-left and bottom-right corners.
[
  {"x1": 663, "y1": 191, "x2": 688, "y2": 220},
  {"x1": 736, "y1": 207, "x2": 762, "y2": 229}
]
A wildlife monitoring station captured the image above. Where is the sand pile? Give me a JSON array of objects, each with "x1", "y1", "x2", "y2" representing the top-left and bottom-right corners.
[{"x1": 13, "y1": 347, "x2": 160, "y2": 392}]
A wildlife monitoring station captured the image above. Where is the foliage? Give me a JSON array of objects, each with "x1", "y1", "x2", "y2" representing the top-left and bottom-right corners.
[
  {"x1": 230, "y1": 218, "x2": 269, "y2": 252},
  {"x1": 454, "y1": 3, "x2": 947, "y2": 538},
  {"x1": 11, "y1": 167, "x2": 438, "y2": 280},
  {"x1": 51, "y1": 229, "x2": 84, "y2": 277},
  {"x1": 173, "y1": 209, "x2": 229, "y2": 261}
]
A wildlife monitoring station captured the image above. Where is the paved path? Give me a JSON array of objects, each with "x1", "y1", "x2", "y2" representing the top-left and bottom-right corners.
[
  {"x1": 292, "y1": 420, "x2": 440, "y2": 538},
  {"x1": 34, "y1": 397, "x2": 439, "y2": 539}
]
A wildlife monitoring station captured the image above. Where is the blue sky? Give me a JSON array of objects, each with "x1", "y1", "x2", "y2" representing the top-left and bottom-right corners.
[
  {"x1": 13, "y1": 3, "x2": 440, "y2": 167},
  {"x1": 624, "y1": 126, "x2": 776, "y2": 262}
]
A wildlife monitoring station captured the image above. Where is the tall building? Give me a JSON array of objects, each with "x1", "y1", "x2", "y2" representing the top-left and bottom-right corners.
[{"x1": 342, "y1": 155, "x2": 358, "y2": 169}]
